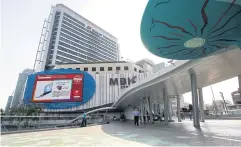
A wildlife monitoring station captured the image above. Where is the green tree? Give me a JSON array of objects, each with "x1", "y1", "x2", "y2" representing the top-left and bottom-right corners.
[
  {"x1": 9, "y1": 104, "x2": 42, "y2": 116},
  {"x1": 0, "y1": 109, "x2": 4, "y2": 114}
]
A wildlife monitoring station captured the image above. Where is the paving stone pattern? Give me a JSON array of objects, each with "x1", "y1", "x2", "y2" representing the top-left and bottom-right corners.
[{"x1": 2, "y1": 119, "x2": 241, "y2": 146}]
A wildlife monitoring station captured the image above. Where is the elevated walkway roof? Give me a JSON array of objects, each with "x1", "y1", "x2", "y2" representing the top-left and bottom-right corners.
[{"x1": 113, "y1": 47, "x2": 241, "y2": 109}]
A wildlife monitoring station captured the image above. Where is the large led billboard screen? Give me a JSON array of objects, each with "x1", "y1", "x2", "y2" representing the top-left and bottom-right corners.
[{"x1": 32, "y1": 74, "x2": 84, "y2": 102}]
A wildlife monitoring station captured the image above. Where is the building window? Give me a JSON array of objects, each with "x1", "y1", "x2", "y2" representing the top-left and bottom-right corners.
[
  {"x1": 76, "y1": 68, "x2": 80, "y2": 70},
  {"x1": 108, "y1": 67, "x2": 112, "y2": 71},
  {"x1": 124, "y1": 66, "x2": 129, "y2": 70},
  {"x1": 92, "y1": 67, "x2": 96, "y2": 71},
  {"x1": 116, "y1": 67, "x2": 120, "y2": 70},
  {"x1": 139, "y1": 70, "x2": 142, "y2": 73},
  {"x1": 84, "y1": 67, "x2": 88, "y2": 71},
  {"x1": 134, "y1": 68, "x2": 137, "y2": 71},
  {"x1": 100, "y1": 67, "x2": 104, "y2": 71}
]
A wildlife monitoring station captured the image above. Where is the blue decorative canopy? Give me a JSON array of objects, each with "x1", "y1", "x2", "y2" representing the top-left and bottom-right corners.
[{"x1": 141, "y1": 0, "x2": 241, "y2": 60}]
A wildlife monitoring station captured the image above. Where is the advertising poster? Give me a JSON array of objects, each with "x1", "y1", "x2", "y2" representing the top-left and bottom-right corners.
[{"x1": 32, "y1": 74, "x2": 83, "y2": 102}]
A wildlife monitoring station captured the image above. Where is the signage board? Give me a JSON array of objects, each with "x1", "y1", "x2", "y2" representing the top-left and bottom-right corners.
[
  {"x1": 109, "y1": 76, "x2": 137, "y2": 89},
  {"x1": 32, "y1": 74, "x2": 84, "y2": 102}
]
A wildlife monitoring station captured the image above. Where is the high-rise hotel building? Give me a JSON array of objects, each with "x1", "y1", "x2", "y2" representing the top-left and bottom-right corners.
[{"x1": 35, "y1": 4, "x2": 120, "y2": 71}]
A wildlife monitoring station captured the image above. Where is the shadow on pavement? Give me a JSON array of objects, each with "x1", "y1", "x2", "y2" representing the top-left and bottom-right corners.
[{"x1": 101, "y1": 120, "x2": 241, "y2": 146}]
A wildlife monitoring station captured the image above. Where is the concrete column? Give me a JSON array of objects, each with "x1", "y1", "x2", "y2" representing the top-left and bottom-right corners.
[
  {"x1": 190, "y1": 70, "x2": 200, "y2": 128},
  {"x1": 177, "y1": 95, "x2": 181, "y2": 122},
  {"x1": 140, "y1": 101, "x2": 144, "y2": 124},
  {"x1": 168, "y1": 98, "x2": 173, "y2": 121},
  {"x1": 155, "y1": 103, "x2": 158, "y2": 115},
  {"x1": 148, "y1": 96, "x2": 154, "y2": 123},
  {"x1": 153, "y1": 91, "x2": 157, "y2": 115},
  {"x1": 153, "y1": 103, "x2": 156, "y2": 115},
  {"x1": 163, "y1": 88, "x2": 169, "y2": 125},
  {"x1": 144, "y1": 98, "x2": 147, "y2": 123},
  {"x1": 158, "y1": 102, "x2": 161, "y2": 120},
  {"x1": 198, "y1": 88, "x2": 205, "y2": 122},
  {"x1": 138, "y1": 105, "x2": 141, "y2": 125},
  {"x1": 146, "y1": 96, "x2": 150, "y2": 123}
]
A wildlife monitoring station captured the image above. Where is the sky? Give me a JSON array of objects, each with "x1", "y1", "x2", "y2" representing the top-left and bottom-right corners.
[{"x1": 0, "y1": 0, "x2": 240, "y2": 109}]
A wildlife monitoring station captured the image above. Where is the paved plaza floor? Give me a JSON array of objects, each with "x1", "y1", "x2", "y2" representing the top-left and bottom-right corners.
[{"x1": 1, "y1": 119, "x2": 241, "y2": 146}]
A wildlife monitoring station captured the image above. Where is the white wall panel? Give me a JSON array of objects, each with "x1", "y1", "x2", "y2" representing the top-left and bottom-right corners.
[
  {"x1": 95, "y1": 74, "x2": 100, "y2": 106},
  {"x1": 113, "y1": 74, "x2": 118, "y2": 103},
  {"x1": 110, "y1": 74, "x2": 114, "y2": 103},
  {"x1": 45, "y1": 72, "x2": 155, "y2": 112},
  {"x1": 80, "y1": 103, "x2": 84, "y2": 110},
  {"x1": 117, "y1": 73, "x2": 121, "y2": 100},
  {"x1": 102, "y1": 74, "x2": 105, "y2": 105},
  {"x1": 103, "y1": 74, "x2": 107, "y2": 104},
  {"x1": 98, "y1": 74, "x2": 102, "y2": 106},
  {"x1": 86, "y1": 99, "x2": 89, "y2": 109},
  {"x1": 89, "y1": 74, "x2": 94, "y2": 108},
  {"x1": 92, "y1": 74, "x2": 96, "y2": 107},
  {"x1": 106, "y1": 74, "x2": 110, "y2": 104},
  {"x1": 100, "y1": 74, "x2": 104, "y2": 105}
]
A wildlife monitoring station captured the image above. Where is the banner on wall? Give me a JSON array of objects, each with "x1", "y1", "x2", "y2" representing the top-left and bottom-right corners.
[{"x1": 32, "y1": 74, "x2": 84, "y2": 102}]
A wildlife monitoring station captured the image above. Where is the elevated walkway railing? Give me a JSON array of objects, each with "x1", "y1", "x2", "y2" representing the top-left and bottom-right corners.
[
  {"x1": 67, "y1": 107, "x2": 116, "y2": 125},
  {"x1": 1, "y1": 115, "x2": 103, "y2": 134}
]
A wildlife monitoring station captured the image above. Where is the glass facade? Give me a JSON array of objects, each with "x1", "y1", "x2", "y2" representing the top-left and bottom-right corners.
[
  {"x1": 45, "y1": 8, "x2": 119, "y2": 68},
  {"x1": 46, "y1": 11, "x2": 61, "y2": 66}
]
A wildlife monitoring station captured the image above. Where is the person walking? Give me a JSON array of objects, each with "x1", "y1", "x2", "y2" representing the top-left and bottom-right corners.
[
  {"x1": 189, "y1": 104, "x2": 193, "y2": 121},
  {"x1": 133, "y1": 108, "x2": 140, "y2": 126},
  {"x1": 81, "y1": 112, "x2": 87, "y2": 127}
]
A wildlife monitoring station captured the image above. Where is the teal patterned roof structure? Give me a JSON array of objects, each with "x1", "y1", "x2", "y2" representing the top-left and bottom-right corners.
[{"x1": 141, "y1": 0, "x2": 241, "y2": 60}]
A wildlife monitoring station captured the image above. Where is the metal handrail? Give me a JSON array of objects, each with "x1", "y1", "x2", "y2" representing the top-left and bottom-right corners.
[{"x1": 68, "y1": 107, "x2": 115, "y2": 124}]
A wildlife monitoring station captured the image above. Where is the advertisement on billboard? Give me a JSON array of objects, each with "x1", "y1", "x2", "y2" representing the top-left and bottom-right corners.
[{"x1": 32, "y1": 74, "x2": 84, "y2": 102}]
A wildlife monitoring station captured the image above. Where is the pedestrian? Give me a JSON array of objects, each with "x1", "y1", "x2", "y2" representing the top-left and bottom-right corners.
[
  {"x1": 162, "y1": 109, "x2": 164, "y2": 119},
  {"x1": 189, "y1": 104, "x2": 193, "y2": 121},
  {"x1": 120, "y1": 113, "x2": 126, "y2": 122},
  {"x1": 133, "y1": 108, "x2": 140, "y2": 126},
  {"x1": 180, "y1": 110, "x2": 185, "y2": 120},
  {"x1": 81, "y1": 112, "x2": 87, "y2": 127}
]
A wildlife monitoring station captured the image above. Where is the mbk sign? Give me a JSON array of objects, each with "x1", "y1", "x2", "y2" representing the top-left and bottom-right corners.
[{"x1": 109, "y1": 76, "x2": 137, "y2": 89}]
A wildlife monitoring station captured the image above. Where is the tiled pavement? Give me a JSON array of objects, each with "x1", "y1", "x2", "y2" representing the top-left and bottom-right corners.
[
  {"x1": 101, "y1": 119, "x2": 241, "y2": 146},
  {"x1": 1, "y1": 126, "x2": 150, "y2": 147},
  {"x1": 1, "y1": 119, "x2": 241, "y2": 146}
]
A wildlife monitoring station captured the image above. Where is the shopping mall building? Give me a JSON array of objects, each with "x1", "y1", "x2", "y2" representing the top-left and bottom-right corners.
[{"x1": 23, "y1": 59, "x2": 184, "y2": 119}]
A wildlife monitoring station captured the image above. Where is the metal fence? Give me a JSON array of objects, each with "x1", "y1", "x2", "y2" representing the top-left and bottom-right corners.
[{"x1": 1, "y1": 115, "x2": 110, "y2": 134}]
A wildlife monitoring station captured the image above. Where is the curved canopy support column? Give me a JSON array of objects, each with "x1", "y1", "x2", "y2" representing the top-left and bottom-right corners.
[
  {"x1": 147, "y1": 96, "x2": 154, "y2": 123},
  {"x1": 177, "y1": 95, "x2": 181, "y2": 122},
  {"x1": 198, "y1": 88, "x2": 205, "y2": 122},
  {"x1": 140, "y1": 100, "x2": 144, "y2": 124},
  {"x1": 163, "y1": 87, "x2": 169, "y2": 125},
  {"x1": 168, "y1": 98, "x2": 173, "y2": 121},
  {"x1": 189, "y1": 70, "x2": 200, "y2": 128}
]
